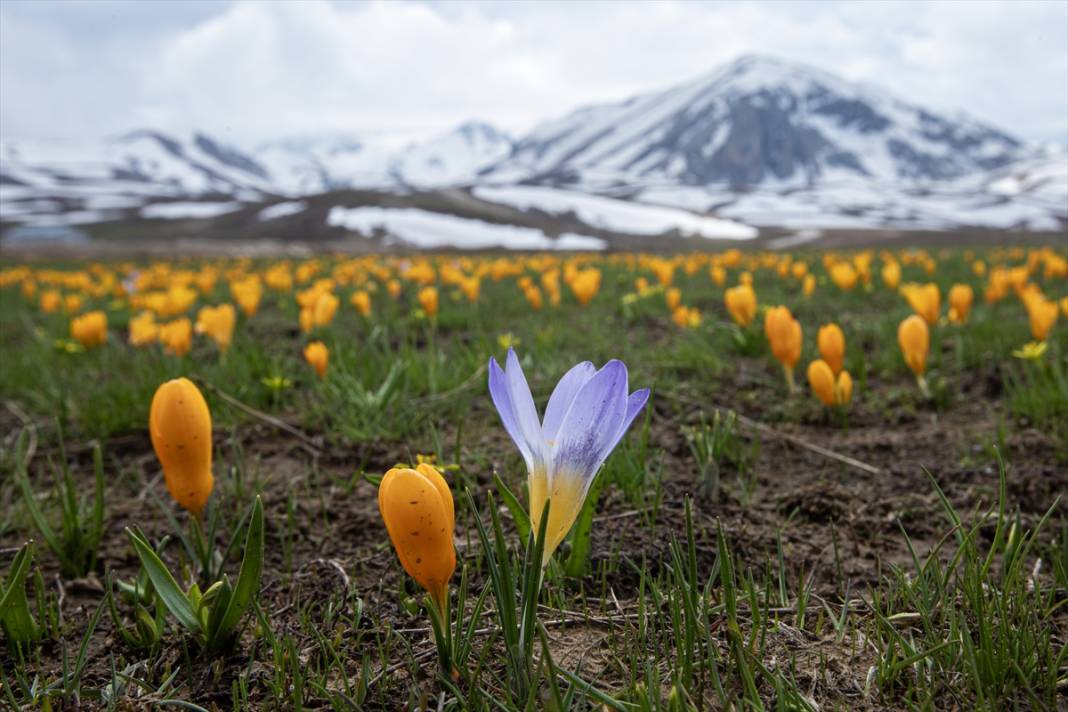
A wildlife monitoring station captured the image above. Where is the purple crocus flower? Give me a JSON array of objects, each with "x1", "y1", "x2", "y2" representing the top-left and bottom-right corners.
[{"x1": 488, "y1": 348, "x2": 649, "y2": 563}]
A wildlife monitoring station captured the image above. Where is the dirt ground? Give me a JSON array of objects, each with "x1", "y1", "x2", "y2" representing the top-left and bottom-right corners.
[{"x1": 4, "y1": 355, "x2": 1064, "y2": 709}]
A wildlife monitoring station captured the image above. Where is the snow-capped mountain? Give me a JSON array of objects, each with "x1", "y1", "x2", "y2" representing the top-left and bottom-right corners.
[
  {"x1": 392, "y1": 122, "x2": 513, "y2": 189},
  {"x1": 484, "y1": 54, "x2": 1024, "y2": 190},
  {"x1": 1, "y1": 131, "x2": 273, "y2": 196},
  {"x1": 1, "y1": 54, "x2": 1064, "y2": 235},
  {"x1": 255, "y1": 123, "x2": 514, "y2": 194}
]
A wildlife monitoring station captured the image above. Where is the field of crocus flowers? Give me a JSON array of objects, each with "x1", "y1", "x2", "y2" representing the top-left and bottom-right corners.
[{"x1": 1, "y1": 245, "x2": 1066, "y2": 711}]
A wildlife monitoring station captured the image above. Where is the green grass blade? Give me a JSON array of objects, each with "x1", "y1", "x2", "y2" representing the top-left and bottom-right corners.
[
  {"x1": 494, "y1": 472, "x2": 531, "y2": 541},
  {"x1": 0, "y1": 542, "x2": 39, "y2": 644},
  {"x1": 215, "y1": 496, "x2": 265, "y2": 643},
  {"x1": 125, "y1": 527, "x2": 200, "y2": 633}
]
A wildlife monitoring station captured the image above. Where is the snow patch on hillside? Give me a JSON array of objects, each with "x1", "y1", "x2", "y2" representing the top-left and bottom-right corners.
[
  {"x1": 326, "y1": 206, "x2": 605, "y2": 250},
  {"x1": 472, "y1": 186, "x2": 757, "y2": 240},
  {"x1": 141, "y1": 202, "x2": 244, "y2": 219},
  {"x1": 258, "y1": 201, "x2": 307, "y2": 221}
]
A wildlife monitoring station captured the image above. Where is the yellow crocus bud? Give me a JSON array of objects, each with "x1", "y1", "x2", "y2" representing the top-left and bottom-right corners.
[
  {"x1": 830, "y1": 262, "x2": 858, "y2": 291},
  {"x1": 388, "y1": 279, "x2": 402, "y2": 299},
  {"x1": 765, "y1": 306, "x2": 802, "y2": 367},
  {"x1": 901, "y1": 282, "x2": 940, "y2": 325},
  {"x1": 313, "y1": 291, "x2": 339, "y2": 327},
  {"x1": 807, "y1": 359, "x2": 836, "y2": 406},
  {"x1": 194, "y1": 303, "x2": 236, "y2": 351},
  {"x1": 665, "y1": 287, "x2": 681, "y2": 311},
  {"x1": 418, "y1": 286, "x2": 439, "y2": 317},
  {"x1": 149, "y1": 378, "x2": 214, "y2": 517},
  {"x1": 159, "y1": 318, "x2": 193, "y2": 357},
  {"x1": 351, "y1": 290, "x2": 372, "y2": 317},
  {"x1": 299, "y1": 307, "x2": 314, "y2": 333},
  {"x1": 70, "y1": 310, "x2": 108, "y2": 348},
  {"x1": 710, "y1": 265, "x2": 727, "y2": 286},
  {"x1": 40, "y1": 290, "x2": 62, "y2": 313},
  {"x1": 570, "y1": 268, "x2": 602, "y2": 305},
  {"x1": 898, "y1": 314, "x2": 929, "y2": 377},
  {"x1": 802, "y1": 273, "x2": 816, "y2": 296},
  {"x1": 378, "y1": 464, "x2": 456, "y2": 615},
  {"x1": 304, "y1": 341, "x2": 329, "y2": 379},
  {"x1": 947, "y1": 284, "x2": 973, "y2": 324},
  {"x1": 1025, "y1": 297, "x2": 1058, "y2": 341},
  {"x1": 765, "y1": 305, "x2": 802, "y2": 390},
  {"x1": 817, "y1": 323, "x2": 845, "y2": 375},
  {"x1": 882, "y1": 260, "x2": 901, "y2": 290},
  {"x1": 724, "y1": 284, "x2": 757, "y2": 326},
  {"x1": 837, "y1": 370, "x2": 853, "y2": 405},
  {"x1": 129, "y1": 311, "x2": 159, "y2": 346},
  {"x1": 524, "y1": 285, "x2": 543, "y2": 311}
]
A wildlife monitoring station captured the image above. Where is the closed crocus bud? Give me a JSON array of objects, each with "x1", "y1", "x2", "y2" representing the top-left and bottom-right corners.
[
  {"x1": 947, "y1": 284, "x2": 973, "y2": 324},
  {"x1": 1025, "y1": 297, "x2": 1058, "y2": 341},
  {"x1": 378, "y1": 464, "x2": 456, "y2": 614},
  {"x1": 570, "y1": 269, "x2": 602, "y2": 305},
  {"x1": 836, "y1": 370, "x2": 853, "y2": 406},
  {"x1": 882, "y1": 260, "x2": 901, "y2": 290},
  {"x1": 149, "y1": 378, "x2": 214, "y2": 517},
  {"x1": 807, "y1": 359, "x2": 837, "y2": 406},
  {"x1": 313, "y1": 291, "x2": 339, "y2": 327},
  {"x1": 418, "y1": 286, "x2": 439, "y2": 317},
  {"x1": 724, "y1": 284, "x2": 757, "y2": 326},
  {"x1": 350, "y1": 290, "x2": 372, "y2": 317},
  {"x1": 194, "y1": 304, "x2": 236, "y2": 351},
  {"x1": 901, "y1": 283, "x2": 940, "y2": 325},
  {"x1": 830, "y1": 262, "x2": 858, "y2": 291},
  {"x1": 665, "y1": 287, "x2": 681, "y2": 311},
  {"x1": 817, "y1": 324, "x2": 845, "y2": 375},
  {"x1": 129, "y1": 311, "x2": 159, "y2": 347},
  {"x1": 160, "y1": 318, "x2": 193, "y2": 357},
  {"x1": 765, "y1": 306, "x2": 803, "y2": 366},
  {"x1": 898, "y1": 314, "x2": 929, "y2": 377},
  {"x1": 802, "y1": 274, "x2": 816, "y2": 296},
  {"x1": 70, "y1": 310, "x2": 108, "y2": 348},
  {"x1": 304, "y1": 341, "x2": 329, "y2": 379}
]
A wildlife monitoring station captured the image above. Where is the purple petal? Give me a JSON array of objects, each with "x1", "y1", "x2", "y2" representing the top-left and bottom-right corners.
[
  {"x1": 542, "y1": 361, "x2": 596, "y2": 443},
  {"x1": 488, "y1": 356, "x2": 533, "y2": 469},
  {"x1": 549, "y1": 360, "x2": 629, "y2": 489},
  {"x1": 601, "y1": 388, "x2": 650, "y2": 457},
  {"x1": 505, "y1": 349, "x2": 548, "y2": 469}
]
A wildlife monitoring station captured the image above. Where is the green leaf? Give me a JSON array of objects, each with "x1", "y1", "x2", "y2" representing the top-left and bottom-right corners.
[
  {"x1": 125, "y1": 527, "x2": 200, "y2": 633},
  {"x1": 0, "y1": 541, "x2": 39, "y2": 645},
  {"x1": 213, "y1": 496, "x2": 264, "y2": 646},
  {"x1": 493, "y1": 472, "x2": 530, "y2": 541},
  {"x1": 14, "y1": 431, "x2": 63, "y2": 566},
  {"x1": 89, "y1": 443, "x2": 106, "y2": 549},
  {"x1": 205, "y1": 576, "x2": 233, "y2": 643}
]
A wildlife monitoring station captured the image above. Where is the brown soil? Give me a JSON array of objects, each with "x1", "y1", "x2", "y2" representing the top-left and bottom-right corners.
[{"x1": 1, "y1": 366, "x2": 1065, "y2": 710}]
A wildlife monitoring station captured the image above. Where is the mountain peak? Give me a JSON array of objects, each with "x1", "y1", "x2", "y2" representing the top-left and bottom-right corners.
[{"x1": 489, "y1": 54, "x2": 1025, "y2": 189}]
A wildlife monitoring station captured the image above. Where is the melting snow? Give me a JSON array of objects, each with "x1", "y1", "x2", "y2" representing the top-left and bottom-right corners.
[
  {"x1": 472, "y1": 185, "x2": 757, "y2": 240},
  {"x1": 257, "y1": 201, "x2": 307, "y2": 221},
  {"x1": 140, "y1": 202, "x2": 243, "y2": 219},
  {"x1": 325, "y1": 206, "x2": 606, "y2": 250}
]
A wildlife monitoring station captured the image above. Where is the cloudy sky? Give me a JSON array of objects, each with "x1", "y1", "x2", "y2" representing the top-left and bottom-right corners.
[{"x1": 2, "y1": 0, "x2": 1066, "y2": 147}]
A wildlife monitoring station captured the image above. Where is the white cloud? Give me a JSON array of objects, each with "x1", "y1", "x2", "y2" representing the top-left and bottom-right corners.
[{"x1": 1, "y1": 0, "x2": 1065, "y2": 146}]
